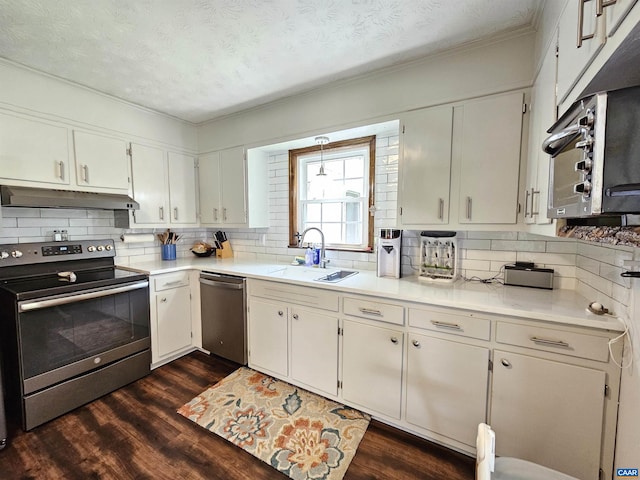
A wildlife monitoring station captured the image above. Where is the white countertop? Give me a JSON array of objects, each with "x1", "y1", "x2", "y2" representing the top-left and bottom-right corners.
[{"x1": 121, "y1": 256, "x2": 625, "y2": 332}]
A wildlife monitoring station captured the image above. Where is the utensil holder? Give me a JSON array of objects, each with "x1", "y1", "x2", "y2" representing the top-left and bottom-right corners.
[{"x1": 161, "y1": 244, "x2": 177, "y2": 261}]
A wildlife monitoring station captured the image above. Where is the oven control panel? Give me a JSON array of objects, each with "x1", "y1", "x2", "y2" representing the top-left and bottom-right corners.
[
  {"x1": 42, "y1": 244, "x2": 83, "y2": 256},
  {"x1": 0, "y1": 239, "x2": 116, "y2": 265}
]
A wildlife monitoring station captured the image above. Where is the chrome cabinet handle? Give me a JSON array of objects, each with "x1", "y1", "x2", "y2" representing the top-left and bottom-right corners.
[
  {"x1": 578, "y1": 0, "x2": 596, "y2": 48},
  {"x1": 531, "y1": 189, "x2": 540, "y2": 216},
  {"x1": 466, "y1": 197, "x2": 472, "y2": 220},
  {"x1": 412, "y1": 339, "x2": 421, "y2": 348},
  {"x1": 159, "y1": 206, "x2": 164, "y2": 220},
  {"x1": 438, "y1": 198, "x2": 444, "y2": 220},
  {"x1": 501, "y1": 358, "x2": 512, "y2": 368},
  {"x1": 596, "y1": 0, "x2": 616, "y2": 16},
  {"x1": 530, "y1": 336, "x2": 570, "y2": 348},
  {"x1": 82, "y1": 164, "x2": 89, "y2": 183},
  {"x1": 214, "y1": 208, "x2": 218, "y2": 221},
  {"x1": 525, "y1": 190, "x2": 531, "y2": 218},
  {"x1": 173, "y1": 207, "x2": 178, "y2": 220},
  {"x1": 163, "y1": 280, "x2": 183, "y2": 287},
  {"x1": 359, "y1": 307, "x2": 383, "y2": 316},
  {"x1": 56, "y1": 161, "x2": 65, "y2": 180},
  {"x1": 390, "y1": 336, "x2": 399, "y2": 344},
  {"x1": 223, "y1": 208, "x2": 227, "y2": 221},
  {"x1": 160, "y1": 297, "x2": 167, "y2": 303},
  {"x1": 292, "y1": 313, "x2": 299, "y2": 320},
  {"x1": 431, "y1": 320, "x2": 462, "y2": 331},
  {"x1": 278, "y1": 310, "x2": 284, "y2": 316}
]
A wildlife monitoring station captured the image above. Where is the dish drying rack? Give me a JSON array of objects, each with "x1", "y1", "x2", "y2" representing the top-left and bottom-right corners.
[{"x1": 419, "y1": 231, "x2": 458, "y2": 283}]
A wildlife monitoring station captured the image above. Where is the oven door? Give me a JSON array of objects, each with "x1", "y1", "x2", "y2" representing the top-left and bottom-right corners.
[{"x1": 17, "y1": 280, "x2": 150, "y2": 395}]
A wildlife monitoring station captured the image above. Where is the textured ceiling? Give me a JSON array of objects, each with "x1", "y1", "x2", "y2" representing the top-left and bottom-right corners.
[{"x1": 0, "y1": 0, "x2": 542, "y2": 123}]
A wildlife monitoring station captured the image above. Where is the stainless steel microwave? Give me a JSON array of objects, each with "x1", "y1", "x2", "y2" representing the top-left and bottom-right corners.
[{"x1": 543, "y1": 86, "x2": 640, "y2": 220}]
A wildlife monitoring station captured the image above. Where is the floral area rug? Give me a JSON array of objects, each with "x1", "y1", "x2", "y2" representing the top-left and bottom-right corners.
[{"x1": 178, "y1": 367, "x2": 370, "y2": 480}]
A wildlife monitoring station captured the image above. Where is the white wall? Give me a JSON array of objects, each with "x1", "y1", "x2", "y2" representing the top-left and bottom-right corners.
[
  {"x1": 197, "y1": 32, "x2": 535, "y2": 152},
  {"x1": 0, "y1": 59, "x2": 197, "y2": 152}
]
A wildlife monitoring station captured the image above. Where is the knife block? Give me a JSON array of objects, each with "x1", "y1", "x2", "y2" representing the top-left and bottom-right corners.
[{"x1": 216, "y1": 240, "x2": 233, "y2": 258}]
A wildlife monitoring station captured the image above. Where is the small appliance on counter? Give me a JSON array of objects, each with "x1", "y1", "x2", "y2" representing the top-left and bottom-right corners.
[
  {"x1": 504, "y1": 262, "x2": 554, "y2": 290},
  {"x1": 419, "y1": 231, "x2": 458, "y2": 283},
  {"x1": 376, "y1": 229, "x2": 402, "y2": 278}
]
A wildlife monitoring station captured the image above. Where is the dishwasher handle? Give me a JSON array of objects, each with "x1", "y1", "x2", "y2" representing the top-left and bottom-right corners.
[{"x1": 199, "y1": 273, "x2": 245, "y2": 290}]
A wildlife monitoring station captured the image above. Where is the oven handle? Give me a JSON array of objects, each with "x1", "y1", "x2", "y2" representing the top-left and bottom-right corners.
[
  {"x1": 18, "y1": 280, "x2": 149, "y2": 312},
  {"x1": 542, "y1": 123, "x2": 586, "y2": 155}
]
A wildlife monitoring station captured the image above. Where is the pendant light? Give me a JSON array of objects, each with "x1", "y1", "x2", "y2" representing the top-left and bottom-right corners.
[{"x1": 315, "y1": 136, "x2": 329, "y2": 176}]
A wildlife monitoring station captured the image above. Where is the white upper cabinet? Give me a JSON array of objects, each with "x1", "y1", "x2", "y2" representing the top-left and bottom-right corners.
[
  {"x1": 130, "y1": 144, "x2": 169, "y2": 224},
  {"x1": 73, "y1": 130, "x2": 130, "y2": 191},
  {"x1": 198, "y1": 146, "x2": 268, "y2": 228},
  {"x1": 129, "y1": 145, "x2": 197, "y2": 227},
  {"x1": 398, "y1": 106, "x2": 453, "y2": 226},
  {"x1": 0, "y1": 111, "x2": 70, "y2": 186},
  {"x1": 557, "y1": 0, "x2": 606, "y2": 105},
  {"x1": 398, "y1": 91, "x2": 525, "y2": 229},
  {"x1": 524, "y1": 33, "x2": 558, "y2": 232},
  {"x1": 457, "y1": 91, "x2": 524, "y2": 224},
  {"x1": 167, "y1": 152, "x2": 198, "y2": 224}
]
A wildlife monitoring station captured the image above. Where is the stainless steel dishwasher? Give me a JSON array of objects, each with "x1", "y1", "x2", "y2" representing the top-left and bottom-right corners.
[{"x1": 199, "y1": 272, "x2": 247, "y2": 365}]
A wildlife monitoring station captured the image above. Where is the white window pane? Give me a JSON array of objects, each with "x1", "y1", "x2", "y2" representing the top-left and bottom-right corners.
[
  {"x1": 322, "y1": 202, "x2": 343, "y2": 221},
  {"x1": 344, "y1": 179, "x2": 364, "y2": 197},
  {"x1": 322, "y1": 223, "x2": 342, "y2": 243},
  {"x1": 345, "y1": 222, "x2": 362, "y2": 244},
  {"x1": 344, "y1": 156, "x2": 364, "y2": 178},
  {"x1": 345, "y1": 203, "x2": 362, "y2": 222},
  {"x1": 306, "y1": 203, "x2": 321, "y2": 222}
]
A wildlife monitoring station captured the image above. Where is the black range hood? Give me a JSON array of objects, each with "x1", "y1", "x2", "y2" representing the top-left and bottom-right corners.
[{"x1": 0, "y1": 185, "x2": 139, "y2": 210}]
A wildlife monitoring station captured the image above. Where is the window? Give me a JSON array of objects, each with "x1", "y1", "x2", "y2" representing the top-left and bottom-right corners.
[{"x1": 289, "y1": 136, "x2": 375, "y2": 251}]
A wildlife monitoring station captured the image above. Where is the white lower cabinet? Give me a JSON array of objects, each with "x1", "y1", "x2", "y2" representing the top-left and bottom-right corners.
[
  {"x1": 247, "y1": 280, "x2": 340, "y2": 394},
  {"x1": 341, "y1": 319, "x2": 404, "y2": 419},
  {"x1": 150, "y1": 272, "x2": 193, "y2": 367},
  {"x1": 244, "y1": 279, "x2": 622, "y2": 479},
  {"x1": 490, "y1": 350, "x2": 606, "y2": 480},
  {"x1": 406, "y1": 333, "x2": 489, "y2": 447},
  {"x1": 248, "y1": 297, "x2": 289, "y2": 377},
  {"x1": 290, "y1": 306, "x2": 339, "y2": 397}
]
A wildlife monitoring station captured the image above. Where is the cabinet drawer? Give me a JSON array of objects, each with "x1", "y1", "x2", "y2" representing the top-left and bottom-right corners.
[
  {"x1": 409, "y1": 307, "x2": 490, "y2": 341},
  {"x1": 343, "y1": 296, "x2": 404, "y2": 326},
  {"x1": 153, "y1": 271, "x2": 190, "y2": 291},
  {"x1": 496, "y1": 322, "x2": 610, "y2": 362},
  {"x1": 249, "y1": 279, "x2": 339, "y2": 312}
]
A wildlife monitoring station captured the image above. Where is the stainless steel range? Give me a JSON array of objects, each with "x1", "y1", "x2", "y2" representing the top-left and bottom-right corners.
[{"x1": 0, "y1": 239, "x2": 150, "y2": 431}]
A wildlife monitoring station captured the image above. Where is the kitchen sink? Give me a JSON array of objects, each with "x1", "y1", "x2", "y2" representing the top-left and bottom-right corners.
[{"x1": 315, "y1": 270, "x2": 358, "y2": 283}]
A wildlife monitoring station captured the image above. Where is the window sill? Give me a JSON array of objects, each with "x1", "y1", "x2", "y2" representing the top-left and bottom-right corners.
[{"x1": 288, "y1": 245, "x2": 374, "y2": 254}]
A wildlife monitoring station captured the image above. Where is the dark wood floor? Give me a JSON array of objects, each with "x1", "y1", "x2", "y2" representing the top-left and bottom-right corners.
[{"x1": 0, "y1": 351, "x2": 474, "y2": 479}]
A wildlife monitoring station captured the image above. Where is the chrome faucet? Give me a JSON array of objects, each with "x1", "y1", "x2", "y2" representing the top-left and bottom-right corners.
[{"x1": 299, "y1": 227, "x2": 329, "y2": 268}]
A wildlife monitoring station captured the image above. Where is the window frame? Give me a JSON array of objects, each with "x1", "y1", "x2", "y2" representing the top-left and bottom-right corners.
[{"x1": 288, "y1": 135, "x2": 376, "y2": 251}]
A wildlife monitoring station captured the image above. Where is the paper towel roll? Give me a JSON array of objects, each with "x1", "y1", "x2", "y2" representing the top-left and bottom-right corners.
[{"x1": 121, "y1": 233, "x2": 155, "y2": 243}]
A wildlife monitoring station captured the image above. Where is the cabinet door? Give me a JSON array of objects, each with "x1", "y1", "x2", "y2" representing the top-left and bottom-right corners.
[
  {"x1": 605, "y1": 0, "x2": 638, "y2": 36},
  {"x1": 342, "y1": 319, "x2": 403, "y2": 419},
  {"x1": 220, "y1": 146, "x2": 247, "y2": 225},
  {"x1": 0, "y1": 112, "x2": 70, "y2": 186},
  {"x1": 399, "y1": 106, "x2": 453, "y2": 225},
  {"x1": 525, "y1": 35, "x2": 558, "y2": 228},
  {"x1": 167, "y1": 152, "x2": 197, "y2": 224},
  {"x1": 155, "y1": 286, "x2": 192, "y2": 358},
  {"x1": 198, "y1": 152, "x2": 222, "y2": 224},
  {"x1": 290, "y1": 307, "x2": 339, "y2": 396},
  {"x1": 73, "y1": 131, "x2": 130, "y2": 190},
  {"x1": 490, "y1": 350, "x2": 605, "y2": 480},
  {"x1": 406, "y1": 334, "x2": 489, "y2": 447},
  {"x1": 557, "y1": 0, "x2": 605, "y2": 104},
  {"x1": 248, "y1": 298, "x2": 288, "y2": 377},
  {"x1": 458, "y1": 92, "x2": 523, "y2": 224},
  {"x1": 130, "y1": 144, "x2": 168, "y2": 224}
]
